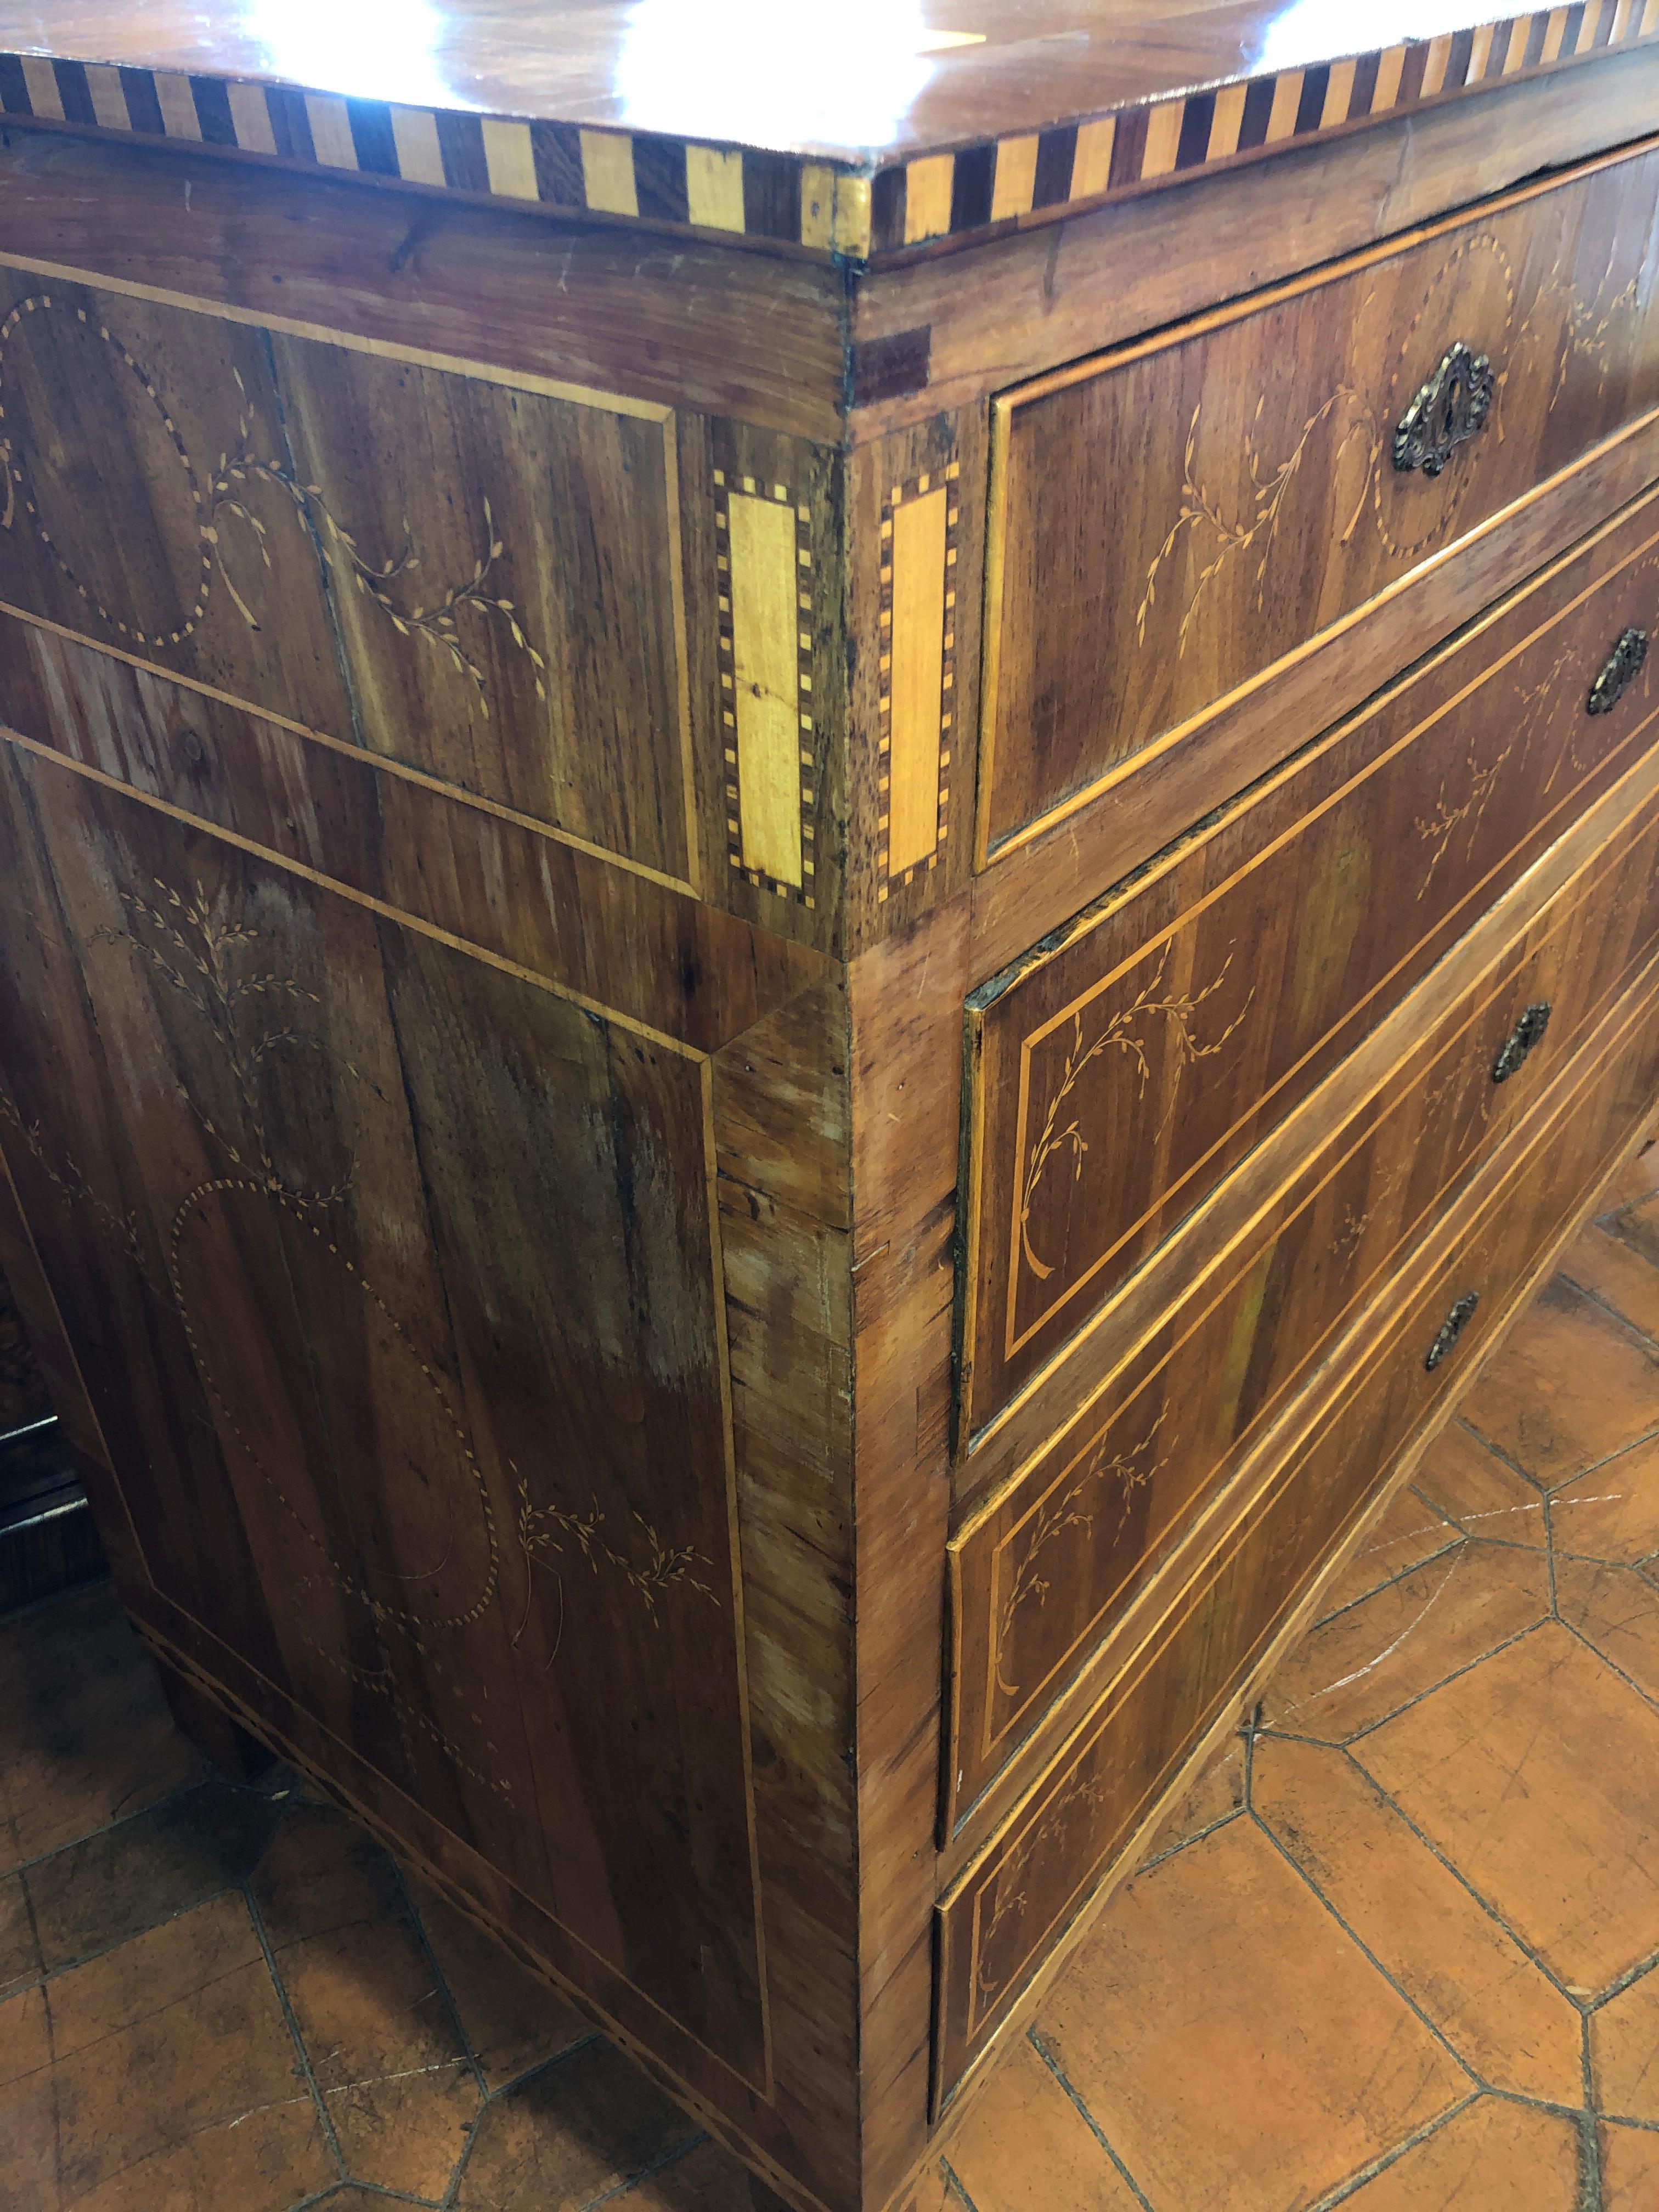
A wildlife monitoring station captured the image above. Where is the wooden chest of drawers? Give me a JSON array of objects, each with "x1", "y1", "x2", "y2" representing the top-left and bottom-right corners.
[{"x1": 2, "y1": 8, "x2": 1658, "y2": 2208}]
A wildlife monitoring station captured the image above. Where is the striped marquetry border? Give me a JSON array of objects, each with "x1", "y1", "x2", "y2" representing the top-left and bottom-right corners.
[{"x1": 0, "y1": 3, "x2": 1654, "y2": 262}]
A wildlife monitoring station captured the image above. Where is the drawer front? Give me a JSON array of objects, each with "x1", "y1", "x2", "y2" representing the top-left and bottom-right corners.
[
  {"x1": 981, "y1": 139, "x2": 1659, "y2": 855},
  {"x1": 960, "y1": 489, "x2": 1659, "y2": 1435},
  {"x1": 948, "y1": 749, "x2": 1659, "y2": 1829},
  {"x1": 936, "y1": 968, "x2": 1659, "y2": 2106}
]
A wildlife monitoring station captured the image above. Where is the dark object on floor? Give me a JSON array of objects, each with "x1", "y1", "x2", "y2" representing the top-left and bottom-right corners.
[{"x1": 0, "y1": 1418, "x2": 106, "y2": 1616}]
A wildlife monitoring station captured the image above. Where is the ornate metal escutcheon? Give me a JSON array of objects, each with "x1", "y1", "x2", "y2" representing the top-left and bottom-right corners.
[
  {"x1": 1587, "y1": 627, "x2": 1649, "y2": 716},
  {"x1": 1425, "y1": 1290, "x2": 1480, "y2": 1372},
  {"x1": 1491, "y1": 1001, "x2": 1552, "y2": 1085},
  {"x1": 1392, "y1": 341, "x2": 1496, "y2": 477}
]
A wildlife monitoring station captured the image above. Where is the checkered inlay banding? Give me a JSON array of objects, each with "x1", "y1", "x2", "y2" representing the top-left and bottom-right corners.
[{"x1": 0, "y1": 4, "x2": 1652, "y2": 262}]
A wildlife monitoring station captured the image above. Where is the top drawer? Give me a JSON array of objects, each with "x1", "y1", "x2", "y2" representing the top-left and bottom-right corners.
[{"x1": 979, "y1": 138, "x2": 1659, "y2": 857}]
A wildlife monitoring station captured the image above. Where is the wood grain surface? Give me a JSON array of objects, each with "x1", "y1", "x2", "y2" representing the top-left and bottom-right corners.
[
  {"x1": 961, "y1": 490, "x2": 1659, "y2": 1437},
  {"x1": 980, "y1": 138, "x2": 1659, "y2": 855},
  {"x1": 949, "y1": 747, "x2": 1659, "y2": 1830},
  {"x1": 937, "y1": 948, "x2": 1659, "y2": 2103}
]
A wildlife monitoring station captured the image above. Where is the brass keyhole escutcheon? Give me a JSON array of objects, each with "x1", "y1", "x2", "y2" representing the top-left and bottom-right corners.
[{"x1": 1393, "y1": 341, "x2": 1496, "y2": 477}]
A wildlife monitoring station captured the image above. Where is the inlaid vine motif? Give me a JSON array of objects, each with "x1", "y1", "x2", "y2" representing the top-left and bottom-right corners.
[
  {"x1": 513, "y1": 1467, "x2": 716, "y2": 1666},
  {"x1": 0, "y1": 859, "x2": 718, "y2": 1798},
  {"x1": 1131, "y1": 221, "x2": 1652, "y2": 658},
  {"x1": 1413, "y1": 736, "x2": 1515, "y2": 901},
  {"x1": 973, "y1": 1767, "x2": 1109, "y2": 2013},
  {"x1": 993, "y1": 1410, "x2": 1175, "y2": 1705},
  {"x1": 1018, "y1": 946, "x2": 1251, "y2": 1286},
  {"x1": 1135, "y1": 388, "x2": 1381, "y2": 652},
  {"x1": 0, "y1": 292, "x2": 546, "y2": 710}
]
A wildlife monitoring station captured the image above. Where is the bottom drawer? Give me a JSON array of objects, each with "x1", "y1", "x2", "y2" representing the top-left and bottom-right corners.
[{"x1": 933, "y1": 966, "x2": 1659, "y2": 2106}]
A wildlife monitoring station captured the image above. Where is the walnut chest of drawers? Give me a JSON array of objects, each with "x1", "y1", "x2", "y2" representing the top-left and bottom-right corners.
[{"x1": 1, "y1": 8, "x2": 1658, "y2": 2207}]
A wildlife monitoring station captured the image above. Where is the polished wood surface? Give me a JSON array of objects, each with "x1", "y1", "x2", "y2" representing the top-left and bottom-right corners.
[
  {"x1": 962, "y1": 490, "x2": 1659, "y2": 1436},
  {"x1": 938, "y1": 952, "x2": 1659, "y2": 2104},
  {"x1": 980, "y1": 140, "x2": 1659, "y2": 854},
  {"x1": 950, "y1": 743, "x2": 1659, "y2": 1832},
  {"x1": 0, "y1": 0, "x2": 1640, "y2": 160},
  {"x1": 0, "y1": 0, "x2": 1650, "y2": 264},
  {"x1": 2, "y1": 37, "x2": 1658, "y2": 2212}
]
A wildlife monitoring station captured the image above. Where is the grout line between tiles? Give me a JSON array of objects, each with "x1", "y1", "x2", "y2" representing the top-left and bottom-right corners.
[
  {"x1": 1554, "y1": 1612, "x2": 1659, "y2": 1726},
  {"x1": 0, "y1": 1777, "x2": 216, "y2": 1884},
  {"x1": 1309, "y1": 1533, "x2": 1469, "y2": 1633},
  {"x1": 1328, "y1": 1610, "x2": 1553, "y2": 1748},
  {"x1": 1303, "y1": 2089, "x2": 1484, "y2": 2210},
  {"x1": 1460, "y1": 1408, "x2": 1659, "y2": 1499},
  {"x1": 243, "y1": 1872, "x2": 349, "y2": 2182},
  {"x1": 1555, "y1": 1266, "x2": 1659, "y2": 1359},
  {"x1": 582, "y1": 2128, "x2": 709, "y2": 2209},
  {"x1": 1249, "y1": 1808, "x2": 1483, "y2": 2089},
  {"x1": 938, "y1": 2154, "x2": 981, "y2": 2209},
  {"x1": 1336, "y1": 1742, "x2": 1589, "y2": 2010},
  {"x1": 388, "y1": 1855, "x2": 490, "y2": 2104},
  {"x1": 1027, "y1": 2027, "x2": 1158, "y2": 2212}
]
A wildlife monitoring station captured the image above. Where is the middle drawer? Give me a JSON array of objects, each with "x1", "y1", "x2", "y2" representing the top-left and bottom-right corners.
[
  {"x1": 960, "y1": 484, "x2": 1659, "y2": 1438},
  {"x1": 946, "y1": 725, "x2": 1659, "y2": 1832}
]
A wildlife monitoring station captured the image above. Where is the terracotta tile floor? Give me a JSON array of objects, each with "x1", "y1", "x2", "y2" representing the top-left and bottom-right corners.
[{"x1": 6, "y1": 1156, "x2": 1659, "y2": 2210}]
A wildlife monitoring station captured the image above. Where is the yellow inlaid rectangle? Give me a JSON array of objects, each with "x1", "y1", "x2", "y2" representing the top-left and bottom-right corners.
[
  {"x1": 306, "y1": 93, "x2": 358, "y2": 168},
  {"x1": 1141, "y1": 100, "x2": 1184, "y2": 177},
  {"x1": 1071, "y1": 116, "x2": 1117, "y2": 197},
  {"x1": 1322, "y1": 56, "x2": 1357, "y2": 122},
  {"x1": 727, "y1": 493, "x2": 803, "y2": 888},
  {"x1": 1468, "y1": 22, "x2": 1498, "y2": 75},
  {"x1": 888, "y1": 488, "x2": 949, "y2": 877},
  {"x1": 83, "y1": 64, "x2": 130, "y2": 132},
  {"x1": 1373, "y1": 44, "x2": 1409, "y2": 104},
  {"x1": 390, "y1": 104, "x2": 446, "y2": 185},
  {"x1": 482, "y1": 117, "x2": 538, "y2": 200},
  {"x1": 991, "y1": 135, "x2": 1040, "y2": 220},
  {"x1": 153, "y1": 73, "x2": 201, "y2": 138},
  {"x1": 582, "y1": 129, "x2": 639, "y2": 216},
  {"x1": 19, "y1": 56, "x2": 63, "y2": 120},
  {"x1": 687, "y1": 145, "x2": 747, "y2": 231},
  {"x1": 228, "y1": 81, "x2": 278, "y2": 154},
  {"x1": 906, "y1": 154, "x2": 956, "y2": 242},
  {"x1": 1207, "y1": 83, "x2": 1248, "y2": 155},
  {"x1": 1421, "y1": 33, "x2": 1454, "y2": 92},
  {"x1": 1266, "y1": 71, "x2": 1304, "y2": 142}
]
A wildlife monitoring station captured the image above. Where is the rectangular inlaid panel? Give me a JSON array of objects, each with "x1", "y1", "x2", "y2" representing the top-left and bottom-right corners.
[
  {"x1": 960, "y1": 492, "x2": 1659, "y2": 1436},
  {"x1": 980, "y1": 139, "x2": 1659, "y2": 855},
  {"x1": 881, "y1": 466, "x2": 958, "y2": 887},
  {"x1": 0, "y1": 738, "x2": 766, "y2": 2083},
  {"x1": 0, "y1": 262, "x2": 696, "y2": 885},
  {"x1": 937, "y1": 963, "x2": 1659, "y2": 2102},
  {"x1": 948, "y1": 751, "x2": 1659, "y2": 1827}
]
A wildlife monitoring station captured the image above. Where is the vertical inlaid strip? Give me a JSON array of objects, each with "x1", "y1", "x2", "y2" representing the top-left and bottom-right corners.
[
  {"x1": 878, "y1": 465, "x2": 960, "y2": 894},
  {"x1": 715, "y1": 475, "x2": 815, "y2": 904}
]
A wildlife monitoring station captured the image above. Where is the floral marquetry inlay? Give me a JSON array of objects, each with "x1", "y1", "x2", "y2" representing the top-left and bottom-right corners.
[
  {"x1": 0, "y1": 262, "x2": 697, "y2": 886},
  {"x1": 0, "y1": 757, "x2": 769, "y2": 2070}
]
